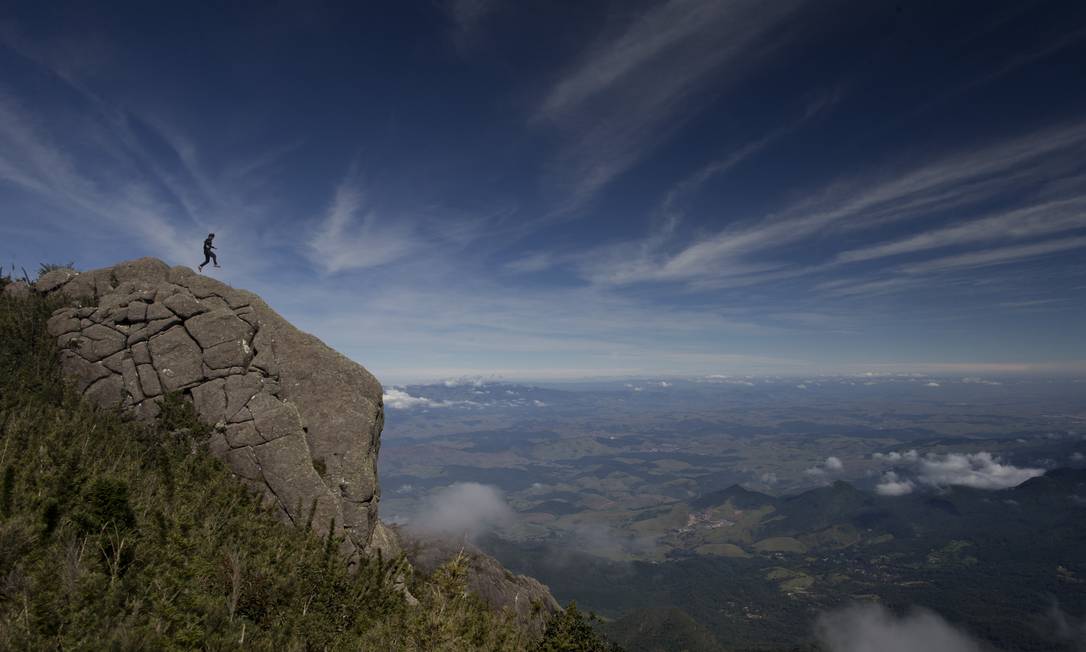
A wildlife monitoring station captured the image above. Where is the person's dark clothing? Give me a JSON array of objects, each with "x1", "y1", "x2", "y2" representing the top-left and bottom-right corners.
[{"x1": 199, "y1": 237, "x2": 218, "y2": 269}]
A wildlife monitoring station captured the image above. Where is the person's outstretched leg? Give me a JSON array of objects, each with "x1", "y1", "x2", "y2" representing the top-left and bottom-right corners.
[
  {"x1": 211, "y1": 251, "x2": 220, "y2": 268},
  {"x1": 199, "y1": 251, "x2": 211, "y2": 271}
]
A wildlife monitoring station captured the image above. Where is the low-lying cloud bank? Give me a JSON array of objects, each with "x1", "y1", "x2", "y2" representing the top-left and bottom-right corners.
[
  {"x1": 806, "y1": 456, "x2": 845, "y2": 477},
  {"x1": 817, "y1": 604, "x2": 988, "y2": 652},
  {"x1": 875, "y1": 471, "x2": 916, "y2": 496},
  {"x1": 383, "y1": 387, "x2": 465, "y2": 410},
  {"x1": 406, "y1": 482, "x2": 516, "y2": 541},
  {"x1": 918, "y1": 451, "x2": 1044, "y2": 489},
  {"x1": 382, "y1": 385, "x2": 550, "y2": 410},
  {"x1": 873, "y1": 450, "x2": 1044, "y2": 495}
]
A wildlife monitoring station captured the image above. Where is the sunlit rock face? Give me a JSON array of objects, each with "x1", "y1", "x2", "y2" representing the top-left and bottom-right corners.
[{"x1": 37, "y1": 257, "x2": 396, "y2": 559}]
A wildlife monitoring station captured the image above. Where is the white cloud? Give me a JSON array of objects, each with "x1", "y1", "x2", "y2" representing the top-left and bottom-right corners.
[
  {"x1": 819, "y1": 276, "x2": 925, "y2": 298},
  {"x1": 383, "y1": 384, "x2": 553, "y2": 411},
  {"x1": 577, "y1": 120, "x2": 1086, "y2": 289},
  {"x1": 407, "y1": 482, "x2": 516, "y2": 540},
  {"x1": 917, "y1": 451, "x2": 1044, "y2": 490},
  {"x1": 926, "y1": 381, "x2": 941, "y2": 387},
  {"x1": 817, "y1": 604, "x2": 987, "y2": 652},
  {"x1": 875, "y1": 471, "x2": 916, "y2": 496},
  {"x1": 836, "y1": 197, "x2": 1086, "y2": 264},
  {"x1": 537, "y1": 0, "x2": 809, "y2": 203},
  {"x1": 703, "y1": 375, "x2": 756, "y2": 386},
  {"x1": 873, "y1": 450, "x2": 1044, "y2": 491},
  {"x1": 1045, "y1": 602, "x2": 1086, "y2": 649},
  {"x1": 1072, "y1": 452, "x2": 1085, "y2": 462},
  {"x1": 660, "y1": 94, "x2": 837, "y2": 221},
  {"x1": 0, "y1": 51, "x2": 321, "y2": 283},
  {"x1": 0, "y1": 91, "x2": 192, "y2": 263},
  {"x1": 504, "y1": 252, "x2": 554, "y2": 273},
  {"x1": 442, "y1": 376, "x2": 490, "y2": 388},
  {"x1": 961, "y1": 377, "x2": 1002, "y2": 386},
  {"x1": 806, "y1": 456, "x2": 844, "y2": 476},
  {"x1": 874, "y1": 450, "x2": 920, "y2": 463},
  {"x1": 382, "y1": 388, "x2": 470, "y2": 410},
  {"x1": 899, "y1": 236, "x2": 1086, "y2": 275},
  {"x1": 307, "y1": 174, "x2": 418, "y2": 273}
]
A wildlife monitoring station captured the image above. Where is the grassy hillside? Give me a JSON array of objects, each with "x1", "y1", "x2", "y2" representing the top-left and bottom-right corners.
[{"x1": 0, "y1": 285, "x2": 617, "y2": 651}]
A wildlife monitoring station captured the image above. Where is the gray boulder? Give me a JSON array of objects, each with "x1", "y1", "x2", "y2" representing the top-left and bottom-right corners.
[{"x1": 36, "y1": 258, "x2": 393, "y2": 560}]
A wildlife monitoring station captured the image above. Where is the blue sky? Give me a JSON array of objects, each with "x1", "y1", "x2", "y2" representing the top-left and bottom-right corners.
[{"x1": 2, "y1": 1, "x2": 1085, "y2": 383}]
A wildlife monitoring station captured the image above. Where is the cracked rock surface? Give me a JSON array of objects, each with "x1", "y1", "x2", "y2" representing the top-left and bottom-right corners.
[{"x1": 37, "y1": 257, "x2": 395, "y2": 559}]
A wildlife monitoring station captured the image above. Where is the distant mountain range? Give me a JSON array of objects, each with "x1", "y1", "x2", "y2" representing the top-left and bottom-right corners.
[{"x1": 485, "y1": 469, "x2": 1086, "y2": 651}]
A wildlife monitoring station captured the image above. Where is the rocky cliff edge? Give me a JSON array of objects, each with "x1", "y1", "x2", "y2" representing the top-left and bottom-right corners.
[{"x1": 28, "y1": 258, "x2": 396, "y2": 559}]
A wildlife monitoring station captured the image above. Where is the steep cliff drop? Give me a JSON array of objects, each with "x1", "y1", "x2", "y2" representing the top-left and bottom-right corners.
[{"x1": 34, "y1": 257, "x2": 398, "y2": 560}]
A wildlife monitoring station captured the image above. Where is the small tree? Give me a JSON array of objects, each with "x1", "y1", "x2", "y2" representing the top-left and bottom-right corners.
[{"x1": 536, "y1": 602, "x2": 624, "y2": 652}]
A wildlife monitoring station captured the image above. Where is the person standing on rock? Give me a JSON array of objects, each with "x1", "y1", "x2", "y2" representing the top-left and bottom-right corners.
[{"x1": 198, "y1": 233, "x2": 220, "y2": 272}]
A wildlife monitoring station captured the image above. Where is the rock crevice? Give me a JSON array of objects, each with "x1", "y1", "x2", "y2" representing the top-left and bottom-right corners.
[{"x1": 36, "y1": 258, "x2": 390, "y2": 559}]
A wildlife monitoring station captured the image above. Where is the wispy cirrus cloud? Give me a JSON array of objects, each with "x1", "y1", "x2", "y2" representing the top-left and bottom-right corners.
[
  {"x1": 537, "y1": 0, "x2": 810, "y2": 204},
  {"x1": 815, "y1": 276, "x2": 924, "y2": 298},
  {"x1": 3, "y1": 2, "x2": 1084, "y2": 382},
  {"x1": 837, "y1": 197, "x2": 1086, "y2": 264},
  {"x1": 504, "y1": 251, "x2": 553, "y2": 274},
  {"x1": 0, "y1": 34, "x2": 304, "y2": 276},
  {"x1": 307, "y1": 173, "x2": 419, "y2": 274},
  {"x1": 658, "y1": 91, "x2": 839, "y2": 220},
  {"x1": 899, "y1": 236, "x2": 1086, "y2": 275},
  {"x1": 0, "y1": 90, "x2": 192, "y2": 262},
  {"x1": 573, "y1": 119, "x2": 1086, "y2": 289},
  {"x1": 265, "y1": 267, "x2": 812, "y2": 383}
]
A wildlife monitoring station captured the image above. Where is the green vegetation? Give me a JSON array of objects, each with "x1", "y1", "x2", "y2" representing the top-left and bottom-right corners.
[
  {"x1": 600, "y1": 606, "x2": 723, "y2": 652},
  {"x1": 537, "y1": 603, "x2": 622, "y2": 652},
  {"x1": 0, "y1": 287, "x2": 617, "y2": 650},
  {"x1": 751, "y1": 537, "x2": 806, "y2": 554}
]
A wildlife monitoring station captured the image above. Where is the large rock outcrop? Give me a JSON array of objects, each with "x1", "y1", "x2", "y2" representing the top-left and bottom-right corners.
[{"x1": 35, "y1": 258, "x2": 394, "y2": 559}]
